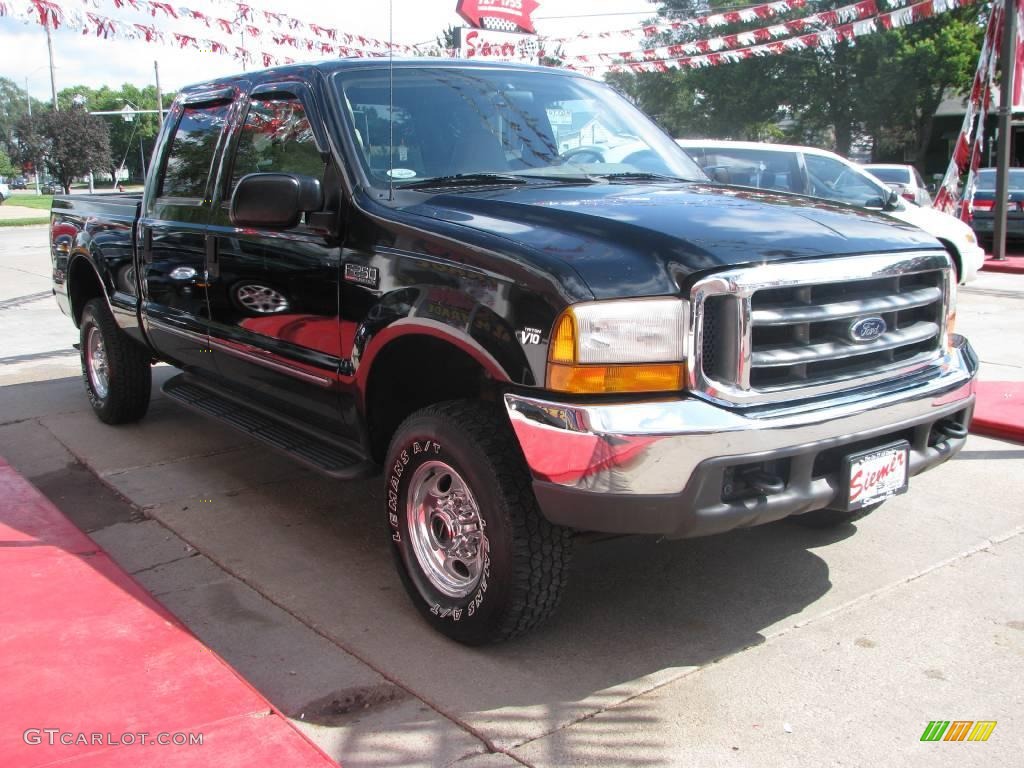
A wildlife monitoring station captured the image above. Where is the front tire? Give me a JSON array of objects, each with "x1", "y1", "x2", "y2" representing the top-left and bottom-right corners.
[
  {"x1": 80, "y1": 297, "x2": 152, "y2": 424},
  {"x1": 385, "y1": 401, "x2": 573, "y2": 645}
]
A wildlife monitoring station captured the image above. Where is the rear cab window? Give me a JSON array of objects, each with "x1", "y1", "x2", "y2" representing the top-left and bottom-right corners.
[{"x1": 159, "y1": 103, "x2": 233, "y2": 201}]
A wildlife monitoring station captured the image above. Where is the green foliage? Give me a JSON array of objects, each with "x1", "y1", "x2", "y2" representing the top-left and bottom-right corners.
[
  {"x1": 56, "y1": 83, "x2": 172, "y2": 185},
  {"x1": 0, "y1": 77, "x2": 46, "y2": 157},
  {"x1": 15, "y1": 107, "x2": 111, "y2": 193},
  {"x1": 0, "y1": 145, "x2": 15, "y2": 177}
]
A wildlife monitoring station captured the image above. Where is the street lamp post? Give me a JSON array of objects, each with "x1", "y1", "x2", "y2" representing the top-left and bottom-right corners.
[{"x1": 24, "y1": 69, "x2": 48, "y2": 196}]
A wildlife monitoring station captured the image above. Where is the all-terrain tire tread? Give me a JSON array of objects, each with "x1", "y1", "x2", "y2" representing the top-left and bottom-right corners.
[
  {"x1": 390, "y1": 400, "x2": 573, "y2": 642},
  {"x1": 81, "y1": 297, "x2": 151, "y2": 424}
]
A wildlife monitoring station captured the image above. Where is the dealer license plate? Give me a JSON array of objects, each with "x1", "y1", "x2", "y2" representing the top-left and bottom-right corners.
[{"x1": 842, "y1": 441, "x2": 910, "y2": 511}]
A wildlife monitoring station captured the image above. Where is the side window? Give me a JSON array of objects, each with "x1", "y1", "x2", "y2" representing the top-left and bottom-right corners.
[
  {"x1": 160, "y1": 103, "x2": 231, "y2": 199},
  {"x1": 229, "y1": 95, "x2": 324, "y2": 192}
]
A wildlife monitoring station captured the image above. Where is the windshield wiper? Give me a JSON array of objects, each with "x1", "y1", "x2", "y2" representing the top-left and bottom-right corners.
[
  {"x1": 399, "y1": 172, "x2": 602, "y2": 189},
  {"x1": 595, "y1": 172, "x2": 693, "y2": 184},
  {"x1": 397, "y1": 173, "x2": 533, "y2": 189}
]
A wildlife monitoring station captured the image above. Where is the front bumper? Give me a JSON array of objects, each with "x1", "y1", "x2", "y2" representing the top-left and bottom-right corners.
[
  {"x1": 505, "y1": 335, "x2": 978, "y2": 539},
  {"x1": 959, "y1": 243, "x2": 985, "y2": 283}
]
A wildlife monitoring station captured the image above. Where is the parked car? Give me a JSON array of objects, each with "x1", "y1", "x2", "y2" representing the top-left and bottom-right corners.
[
  {"x1": 968, "y1": 167, "x2": 1024, "y2": 249},
  {"x1": 11, "y1": 176, "x2": 29, "y2": 190},
  {"x1": 0, "y1": 180, "x2": 9, "y2": 203},
  {"x1": 863, "y1": 163, "x2": 933, "y2": 207},
  {"x1": 678, "y1": 140, "x2": 983, "y2": 283},
  {"x1": 51, "y1": 60, "x2": 977, "y2": 644}
]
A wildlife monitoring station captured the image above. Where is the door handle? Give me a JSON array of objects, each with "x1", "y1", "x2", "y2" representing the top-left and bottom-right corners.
[{"x1": 205, "y1": 235, "x2": 219, "y2": 279}]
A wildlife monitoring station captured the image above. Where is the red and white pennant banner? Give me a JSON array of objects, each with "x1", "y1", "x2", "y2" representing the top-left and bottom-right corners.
[
  {"x1": 0, "y1": 0, "x2": 410, "y2": 65},
  {"x1": 551, "y1": 0, "x2": 881, "y2": 65},
  {"x1": 546, "y1": 0, "x2": 818, "y2": 43},
  {"x1": 933, "y1": 0, "x2": 1015, "y2": 218},
  {"x1": 574, "y1": 0, "x2": 973, "y2": 75}
]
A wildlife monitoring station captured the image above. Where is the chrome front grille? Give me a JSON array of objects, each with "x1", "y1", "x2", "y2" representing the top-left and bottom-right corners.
[{"x1": 691, "y1": 252, "x2": 953, "y2": 405}]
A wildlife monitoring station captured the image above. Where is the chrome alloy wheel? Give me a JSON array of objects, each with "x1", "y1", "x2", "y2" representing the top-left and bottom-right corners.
[
  {"x1": 85, "y1": 326, "x2": 109, "y2": 399},
  {"x1": 234, "y1": 284, "x2": 289, "y2": 314},
  {"x1": 406, "y1": 460, "x2": 488, "y2": 599}
]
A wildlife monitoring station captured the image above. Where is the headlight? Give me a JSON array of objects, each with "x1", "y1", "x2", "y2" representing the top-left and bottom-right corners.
[{"x1": 547, "y1": 298, "x2": 688, "y2": 394}]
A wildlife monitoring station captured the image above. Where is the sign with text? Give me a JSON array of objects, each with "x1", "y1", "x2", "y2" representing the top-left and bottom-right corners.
[
  {"x1": 456, "y1": 0, "x2": 540, "y2": 33},
  {"x1": 457, "y1": 27, "x2": 539, "y2": 63}
]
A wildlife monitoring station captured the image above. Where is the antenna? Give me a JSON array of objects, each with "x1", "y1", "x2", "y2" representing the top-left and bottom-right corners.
[{"x1": 388, "y1": 0, "x2": 395, "y2": 202}]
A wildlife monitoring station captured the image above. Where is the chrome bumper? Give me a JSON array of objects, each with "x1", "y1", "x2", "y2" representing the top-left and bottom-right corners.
[{"x1": 505, "y1": 335, "x2": 978, "y2": 538}]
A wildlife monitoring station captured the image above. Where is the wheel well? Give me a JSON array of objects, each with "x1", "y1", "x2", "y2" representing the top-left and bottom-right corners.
[
  {"x1": 936, "y1": 239, "x2": 962, "y2": 282},
  {"x1": 68, "y1": 257, "x2": 107, "y2": 326},
  {"x1": 365, "y1": 336, "x2": 496, "y2": 463}
]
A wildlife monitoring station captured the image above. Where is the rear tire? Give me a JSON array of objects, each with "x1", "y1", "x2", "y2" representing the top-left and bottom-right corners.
[
  {"x1": 790, "y1": 502, "x2": 883, "y2": 529},
  {"x1": 385, "y1": 401, "x2": 573, "y2": 645},
  {"x1": 80, "y1": 297, "x2": 152, "y2": 424}
]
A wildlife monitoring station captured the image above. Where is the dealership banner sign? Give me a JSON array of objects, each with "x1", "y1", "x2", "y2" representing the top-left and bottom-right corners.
[
  {"x1": 457, "y1": 0, "x2": 540, "y2": 33},
  {"x1": 457, "y1": 26, "x2": 539, "y2": 63}
]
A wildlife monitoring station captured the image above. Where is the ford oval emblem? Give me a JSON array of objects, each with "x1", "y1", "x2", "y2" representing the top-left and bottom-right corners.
[{"x1": 848, "y1": 316, "x2": 887, "y2": 343}]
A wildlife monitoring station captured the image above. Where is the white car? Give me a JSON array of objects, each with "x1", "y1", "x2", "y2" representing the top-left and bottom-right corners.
[
  {"x1": 677, "y1": 139, "x2": 983, "y2": 283},
  {"x1": 0, "y1": 180, "x2": 10, "y2": 204},
  {"x1": 862, "y1": 163, "x2": 933, "y2": 207}
]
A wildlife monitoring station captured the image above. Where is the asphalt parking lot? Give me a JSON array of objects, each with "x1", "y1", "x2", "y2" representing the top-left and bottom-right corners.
[{"x1": 1, "y1": 223, "x2": 1022, "y2": 767}]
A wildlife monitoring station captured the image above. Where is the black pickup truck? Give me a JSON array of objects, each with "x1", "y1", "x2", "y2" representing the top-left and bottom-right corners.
[{"x1": 51, "y1": 59, "x2": 977, "y2": 644}]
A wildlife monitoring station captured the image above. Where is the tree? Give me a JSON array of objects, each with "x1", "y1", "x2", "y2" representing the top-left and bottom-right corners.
[
  {"x1": 58, "y1": 84, "x2": 172, "y2": 185},
  {"x1": 17, "y1": 107, "x2": 111, "y2": 193},
  {"x1": 0, "y1": 77, "x2": 44, "y2": 161},
  {"x1": 0, "y1": 145, "x2": 16, "y2": 177}
]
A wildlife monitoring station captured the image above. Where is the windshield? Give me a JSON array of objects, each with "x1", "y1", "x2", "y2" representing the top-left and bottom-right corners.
[
  {"x1": 975, "y1": 169, "x2": 1024, "y2": 190},
  {"x1": 866, "y1": 167, "x2": 911, "y2": 184},
  {"x1": 332, "y1": 67, "x2": 705, "y2": 187},
  {"x1": 802, "y1": 154, "x2": 891, "y2": 207}
]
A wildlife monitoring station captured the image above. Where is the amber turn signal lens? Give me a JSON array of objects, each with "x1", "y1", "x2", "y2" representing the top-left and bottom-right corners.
[
  {"x1": 547, "y1": 363, "x2": 685, "y2": 394},
  {"x1": 549, "y1": 312, "x2": 577, "y2": 364}
]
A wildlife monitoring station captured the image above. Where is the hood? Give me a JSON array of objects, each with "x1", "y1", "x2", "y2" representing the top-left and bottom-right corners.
[
  {"x1": 890, "y1": 202, "x2": 974, "y2": 241},
  {"x1": 401, "y1": 182, "x2": 940, "y2": 299}
]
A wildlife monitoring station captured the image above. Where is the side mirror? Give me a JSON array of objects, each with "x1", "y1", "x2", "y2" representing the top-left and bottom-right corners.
[
  {"x1": 885, "y1": 189, "x2": 902, "y2": 210},
  {"x1": 710, "y1": 167, "x2": 730, "y2": 184},
  {"x1": 230, "y1": 173, "x2": 323, "y2": 229}
]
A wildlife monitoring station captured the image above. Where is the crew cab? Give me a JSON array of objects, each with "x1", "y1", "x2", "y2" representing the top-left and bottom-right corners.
[{"x1": 51, "y1": 60, "x2": 977, "y2": 644}]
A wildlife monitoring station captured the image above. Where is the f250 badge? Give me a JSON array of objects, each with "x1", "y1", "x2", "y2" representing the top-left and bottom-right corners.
[
  {"x1": 516, "y1": 327, "x2": 542, "y2": 345},
  {"x1": 344, "y1": 263, "x2": 380, "y2": 289}
]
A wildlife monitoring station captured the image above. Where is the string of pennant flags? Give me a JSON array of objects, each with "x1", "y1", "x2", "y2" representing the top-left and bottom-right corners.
[
  {"x1": 0, "y1": 0, "x2": 983, "y2": 74},
  {"x1": 0, "y1": 0, "x2": 421, "y2": 66},
  {"x1": 568, "y1": 0, "x2": 974, "y2": 75},
  {"x1": 550, "y1": 0, "x2": 917, "y2": 65}
]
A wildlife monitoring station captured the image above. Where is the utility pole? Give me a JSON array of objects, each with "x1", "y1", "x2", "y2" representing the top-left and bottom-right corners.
[
  {"x1": 154, "y1": 61, "x2": 164, "y2": 126},
  {"x1": 45, "y1": 23, "x2": 59, "y2": 111},
  {"x1": 993, "y1": 0, "x2": 1018, "y2": 261},
  {"x1": 25, "y1": 77, "x2": 41, "y2": 196}
]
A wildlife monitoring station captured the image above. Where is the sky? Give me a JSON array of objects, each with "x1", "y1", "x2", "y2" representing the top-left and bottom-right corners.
[{"x1": 1, "y1": 0, "x2": 659, "y2": 102}]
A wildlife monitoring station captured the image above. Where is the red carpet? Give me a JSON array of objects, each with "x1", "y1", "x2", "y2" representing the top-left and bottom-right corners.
[
  {"x1": 970, "y1": 381, "x2": 1024, "y2": 444},
  {"x1": 981, "y1": 253, "x2": 1024, "y2": 274},
  {"x1": 0, "y1": 458, "x2": 338, "y2": 768}
]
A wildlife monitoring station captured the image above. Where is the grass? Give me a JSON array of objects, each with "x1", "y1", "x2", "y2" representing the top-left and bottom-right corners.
[
  {"x1": 0, "y1": 217, "x2": 49, "y2": 227},
  {"x1": 5, "y1": 195, "x2": 54, "y2": 210}
]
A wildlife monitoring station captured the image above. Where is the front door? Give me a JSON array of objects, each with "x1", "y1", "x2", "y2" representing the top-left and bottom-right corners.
[
  {"x1": 140, "y1": 97, "x2": 233, "y2": 372},
  {"x1": 205, "y1": 84, "x2": 348, "y2": 433}
]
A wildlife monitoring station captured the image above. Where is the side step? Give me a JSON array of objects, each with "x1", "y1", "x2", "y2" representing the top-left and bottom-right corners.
[{"x1": 162, "y1": 374, "x2": 375, "y2": 480}]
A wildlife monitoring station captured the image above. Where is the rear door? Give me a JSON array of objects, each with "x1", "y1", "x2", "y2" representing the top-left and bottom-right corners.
[
  {"x1": 204, "y1": 82, "x2": 348, "y2": 433},
  {"x1": 139, "y1": 92, "x2": 235, "y2": 372}
]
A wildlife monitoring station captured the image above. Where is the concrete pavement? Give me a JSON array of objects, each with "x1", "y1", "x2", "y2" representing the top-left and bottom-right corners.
[{"x1": 2, "y1": 224, "x2": 1022, "y2": 766}]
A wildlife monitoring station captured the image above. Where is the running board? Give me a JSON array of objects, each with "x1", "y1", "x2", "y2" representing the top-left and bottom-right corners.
[{"x1": 162, "y1": 374, "x2": 375, "y2": 480}]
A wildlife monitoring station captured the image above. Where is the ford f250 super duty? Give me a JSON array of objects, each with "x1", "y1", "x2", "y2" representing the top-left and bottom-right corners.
[{"x1": 51, "y1": 60, "x2": 978, "y2": 644}]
